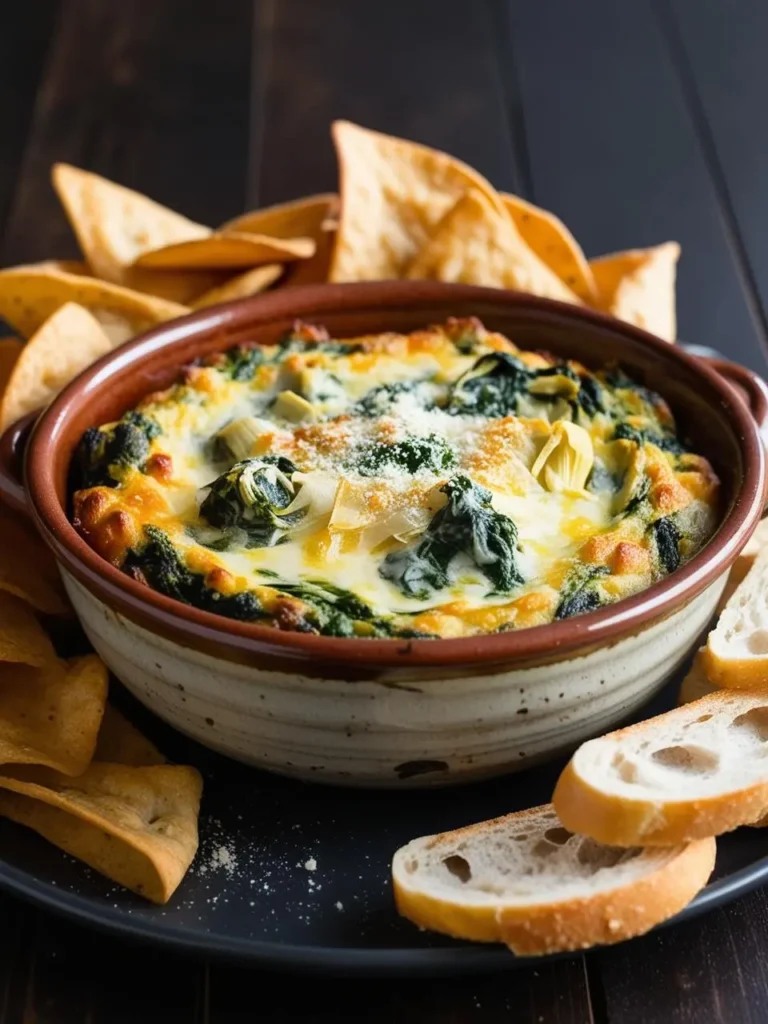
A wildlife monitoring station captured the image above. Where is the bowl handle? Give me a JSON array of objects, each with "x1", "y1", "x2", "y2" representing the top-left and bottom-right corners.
[
  {"x1": 701, "y1": 357, "x2": 768, "y2": 443},
  {"x1": 0, "y1": 411, "x2": 38, "y2": 516}
]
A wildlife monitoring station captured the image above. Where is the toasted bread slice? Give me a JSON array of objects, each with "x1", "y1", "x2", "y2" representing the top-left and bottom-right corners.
[
  {"x1": 677, "y1": 648, "x2": 719, "y2": 706},
  {"x1": 715, "y1": 519, "x2": 768, "y2": 615},
  {"x1": 392, "y1": 804, "x2": 715, "y2": 955},
  {"x1": 553, "y1": 690, "x2": 768, "y2": 845},
  {"x1": 705, "y1": 544, "x2": 768, "y2": 689}
]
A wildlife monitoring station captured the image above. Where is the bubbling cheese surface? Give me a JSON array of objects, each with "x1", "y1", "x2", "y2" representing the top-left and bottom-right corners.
[{"x1": 71, "y1": 318, "x2": 720, "y2": 639}]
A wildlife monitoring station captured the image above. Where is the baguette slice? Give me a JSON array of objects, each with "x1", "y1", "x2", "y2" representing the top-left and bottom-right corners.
[
  {"x1": 716, "y1": 519, "x2": 768, "y2": 615},
  {"x1": 677, "y1": 648, "x2": 719, "y2": 706},
  {"x1": 553, "y1": 690, "x2": 768, "y2": 845},
  {"x1": 392, "y1": 804, "x2": 715, "y2": 955},
  {"x1": 705, "y1": 543, "x2": 768, "y2": 689}
]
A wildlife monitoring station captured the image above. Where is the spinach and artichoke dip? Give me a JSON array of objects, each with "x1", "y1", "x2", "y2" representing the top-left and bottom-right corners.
[{"x1": 71, "y1": 318, "x2": 720, "y2": 639}]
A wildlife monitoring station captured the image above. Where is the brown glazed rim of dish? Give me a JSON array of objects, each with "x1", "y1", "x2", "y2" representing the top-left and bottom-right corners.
[{"x1": 19, "y1": 281, "x2": 768, "y2": 668}]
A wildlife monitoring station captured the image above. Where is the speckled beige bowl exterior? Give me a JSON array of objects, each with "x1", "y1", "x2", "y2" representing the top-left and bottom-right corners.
[
  {"x1": 2, "y1": 282, "x2": 766, "y2": 788},
  {"x1": 61, "y1": 568, "x2": 727, "y2": 786}
]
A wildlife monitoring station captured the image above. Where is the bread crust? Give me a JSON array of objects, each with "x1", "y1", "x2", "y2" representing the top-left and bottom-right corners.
[
  {"x1": 677, "y1": 648, "x2": 719, "y2": 706},
  {"x1": 392, "y1": 806, "x2": 716, "y2": 953},
  {"x1": 703, "y1": 647, "x2": 768, "y2": 690},
  {"x1": 553, "y1": 691, "x2": 768, "y2": 845},
  {"x1": 496, "y1": 837, "x2": 715, "y2": 955},
  {"x1": 554, "y1": 757, "x2": 768, "y2": 845}
]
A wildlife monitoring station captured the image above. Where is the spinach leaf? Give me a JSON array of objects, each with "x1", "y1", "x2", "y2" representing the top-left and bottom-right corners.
[
  {"x1": 612, "y1": 422, "x2": 685, "y2": 455},
  {"x1": 74, "y1": 411, "x2": 162, "y2": 489},
  {"x1": 353, "y1": 435, "x2": 456, "y2": 476},
  {"x1": 256, "y1": 579, "x2": 437, "y2": 638},
  {"x1": 379, "y1": 475, "x2": 523, "y2": 599},
  {"x1": 446, "y1": 353, "x2": 534, "y2": 417},
  {"x1": 199, "y1": 455, "x2": 302, "y2": 547},
  {"x1": 651, "y1": 517, "x2": 681, "y2": 574},
  {"x1": 445, "y1": 352, "x2": 595, "y2": 420},
  {"x1": 123, "y1": 526, "x2": 262, "y2": 621},
  {"x1": 221, "y1": 344, "x2": 266, "y2": 382},
  {"x1": 555, "y1": 565, "x2": 610, "y2": 620},
  {"x1": 576, "y1": 375, "x2": 605, "y2": 417},
  {"x1": 353, "y1": 380, "x2": 420, "y2": 418}
]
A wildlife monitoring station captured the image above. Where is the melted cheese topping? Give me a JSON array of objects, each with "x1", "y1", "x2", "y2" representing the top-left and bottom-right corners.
[{"x1": 72, "y1": 319, "x2": 720, "y2": 638}]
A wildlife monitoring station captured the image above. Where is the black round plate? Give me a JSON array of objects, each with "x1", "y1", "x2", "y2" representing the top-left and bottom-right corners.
[{"x1": 0, "y1": 660, "x2": 767, "y2": 977}]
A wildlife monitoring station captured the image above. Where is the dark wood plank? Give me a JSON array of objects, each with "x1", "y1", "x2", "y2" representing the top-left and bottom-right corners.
[
  {"x1": 207, "y1": 958, "x2": 594, "y2": 1024},
  {"x1": 662, "y1": 0, "x2": 768, "y2": 360},
  {"x1": 251, "y1": 0, "x2": 523, "y2": 206},
  {"x1": 3, "y1": 902, "x2": 208, "y2": 1024},
  {"x1": 2, "y1": 0, "x2": 253, "y2": 265},
  {"x1": 498, "y1": 0, "x2": 767, "y2": 370},
  {"x1": 0, "y1": 1, "x2": 60, "y2": 236},
  {"x1": 0, "y1": 895, "x2": 38, "y2": 1024},
  {"x1": 597, "y1": 889, "x2": 768, "y2": 1024}
]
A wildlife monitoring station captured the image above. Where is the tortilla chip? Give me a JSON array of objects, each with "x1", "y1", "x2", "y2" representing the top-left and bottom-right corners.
[
  {"x1": 0, "y1": 654, "x2": 107, "y2": 774},
  {"x1": 0, "y1": 506, "x2": 70, "y2": 615},
  {"x1": 134, "y1": 231, "x2": 314, "y2": 270},
  {"x1": 119, "y1": 267, "x2": 230, "y2": 305},
  {"x1": 590, "y1": 241, "x2": 680, "y2": 342},
  {"x1": 190, "y1": 264, "x2": 283, "y2": 309},
  {"x1": 95, "y1": 705, "x2": 165, "y2": 766},
  {"x1": 0, "y1": 264, "x2": 187, "y2": 346},
  {"x1": 0, "y1": 337, "x2": 22, "y2": 395},
  {"x1": 0, "y1": 761, "x2": 201, "y2": 903},
  {"x1": 52, "y1": 164, "x2": 210, "y2": 277},
  {"x1": 284, "y1": 226, "x2": 335, "y2": 288},
  {"x1": 330, "y1": 120, "x2": 506, "y2": 281},
  {"x1": 0, "y1": 303, "x2": 112, "y2": 431},
  {"x1": 47, "y1": 260, "x2": 92, "y2": 277},
  {"x1": 0, "y1": 591, "x2": 56, "y2": 667},
  {"x1": 502, "y1": 194, "x2": 597, "y2": 303},
  {"x1": 406, "y1": 188, "x2": 582, "y2": 304},
  {"x1": 222, "y1": 193, "x2": 338, "y2": 239}
]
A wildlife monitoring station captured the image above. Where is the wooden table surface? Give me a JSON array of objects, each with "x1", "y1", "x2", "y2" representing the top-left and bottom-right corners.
[{"x1": 2, "y1": 1, "x2": 768, "y2": 1020}]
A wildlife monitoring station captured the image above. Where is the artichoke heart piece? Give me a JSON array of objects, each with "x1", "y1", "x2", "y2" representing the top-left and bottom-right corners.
[
  {"x1": 273, "y1": 389, "x2": 317, "y2": 423},
  {"x1": 528, "y1": 372, "x2": 580, "y2": 399},
  {"x1": 531, "y1": 421, "x2": 594, "y2": 493},
  {"x1": 216, "y1": 416, "x2": 270, "y2": 461},
  {"x1": 612, "y1": 442, "x2": 649, "y2": 516}
]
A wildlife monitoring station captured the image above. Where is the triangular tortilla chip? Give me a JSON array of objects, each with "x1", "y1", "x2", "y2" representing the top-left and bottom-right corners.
[
  {"x1": 284, "y1": 226, "x2": 335, "y2": 288},
  {"x1": 52, "y1": 164, "x2": 211, "y2": 277},
  {"x1": 95, "y1": 705, "x2": 166, "y2": 766},
  {"x1": 222, "y1": 193, "x2": 337, "y2": 239},
  {"x1": 0, "y1": 264, "x2": 187, "y2": 345},
  {"x1": 190, "y1": 264, "x2": 283, "y2": 309},
  {"x1": 0, "y1": 761, "x2": 201, "y2": 903},
  {"x1": 0, "y1": 337, "x2": 22, "y2": 395},
  {"x1": 0, "y1": 590, "x2": 56, "y2": 667},
  {"x1": 502, "y1": 194, "x2": 597, "y2": 303},
  {"x1": 590, "y1": 242, "x2": 680, "y2": 342},
  {"x1": 52, "y1": 165, "x2": 228, "y2": 303},
  {"x1": 330, "y1": 120, "x2": 506, "y2": 281},
  {"x1": 0, "y1": 506, "x2": 70, "y2": 615},
  {"x1": 0, "y1": 654, "x2": 107, "y2": 774},
  {"x1": 134, "y1": 231, "x2": 314, "y2": 270},
  {"x1": 0, "y1": 303, "x2": 112, "y2": 431},
  {"x1": 407, "y1": 188, "x2": 582, "y2": 304}
]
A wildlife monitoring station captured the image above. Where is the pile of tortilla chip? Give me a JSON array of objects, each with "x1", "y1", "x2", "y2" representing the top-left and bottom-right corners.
[
  {"x1": 0, "y1": 120, "x2": 679, "y2": 432},
  {"x1": 0, "y1": 120, "x2": 679, "y2": 901},
  {"x1": 0, "y1": 478, "x2": 200, "y2": 901}
]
